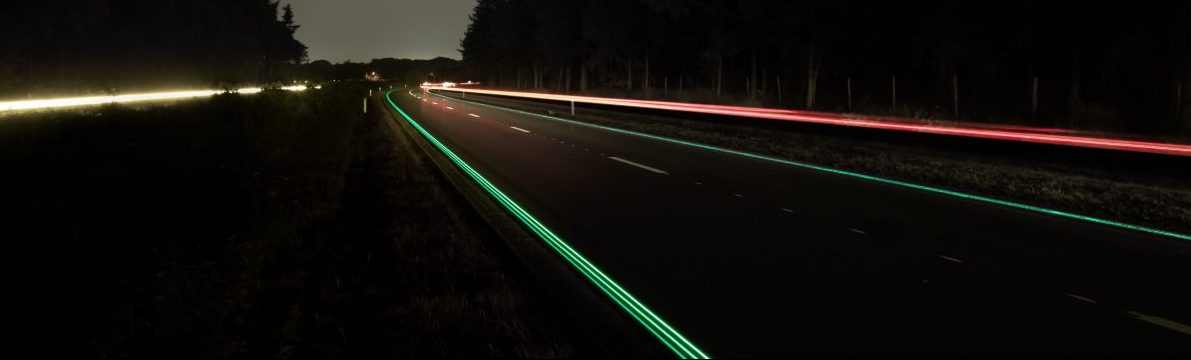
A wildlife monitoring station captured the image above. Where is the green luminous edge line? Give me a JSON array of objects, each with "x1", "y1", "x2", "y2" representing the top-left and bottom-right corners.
[
  {"x1": 385, "y1": 90, "x2": 711, "y2": 359},
  {"x1": 429, "y1": 90, "x2": 1191, "y2": 243}
]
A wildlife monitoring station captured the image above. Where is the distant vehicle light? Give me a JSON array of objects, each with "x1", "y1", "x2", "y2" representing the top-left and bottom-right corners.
[{"x1": 442, "y1": 82, "x2": 456, "y2": 88}]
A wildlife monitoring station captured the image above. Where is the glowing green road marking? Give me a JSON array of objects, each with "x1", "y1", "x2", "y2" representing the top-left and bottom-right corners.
[
  {"x1": 385, "y1": 90, "x2": 711, "y2": 359},
  {"x1": 429, "y1": 90, "x2": 1191, "y2": 242},
  {"x1": 400, "y1": 91, "x2": 703, "y2": 358}
]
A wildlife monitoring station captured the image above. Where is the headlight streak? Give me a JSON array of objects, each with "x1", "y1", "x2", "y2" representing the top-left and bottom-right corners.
[
  {"x1": 386, "y1": 90, "x2": 710, "y2": 359},
  {"x1": 423, "y1": 86, "x2": 1191, "y2": 157},
  {"x1": 427, "y1": 90, "x2": 1191, "y2": 243},
  {"x1": 1, "y1": 86, "x2": 309, "y2": 112}
]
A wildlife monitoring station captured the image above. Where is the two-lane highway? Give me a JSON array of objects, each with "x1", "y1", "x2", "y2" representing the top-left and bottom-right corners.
[{"x1": 387, "y1": 88, "x2": 1191, "y2": 357}]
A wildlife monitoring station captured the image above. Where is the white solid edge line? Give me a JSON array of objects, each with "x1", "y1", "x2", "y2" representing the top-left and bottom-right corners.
[
  {"x1": 510, "y1": 126, "x2": 531, "y2": 133},
  {"x1": 608, "y1": 156, "x2": 669, "y2": 175},
  {"x1": 1128, "y1": 311, "x2": 1191, "y2": 336}
]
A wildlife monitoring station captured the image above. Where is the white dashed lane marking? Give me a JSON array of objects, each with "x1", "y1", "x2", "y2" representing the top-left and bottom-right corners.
[
  {"x1": 1065, "y1": 293, "x2": 1098, "y2": 304},
  {"x1": 510, "y1": 126, "x2": 531, "y2": 133},
  {"x1": 608, "y1": 157, "x2": 669, "y2": 175},
  {"x1": 939, "y1": 255, "x2": 963, "y2": 264}
]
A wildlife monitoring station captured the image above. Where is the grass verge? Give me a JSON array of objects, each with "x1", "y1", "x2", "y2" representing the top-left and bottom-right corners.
[{"x1": 0, "y1": 84, "x2": 579, "y2": 358}]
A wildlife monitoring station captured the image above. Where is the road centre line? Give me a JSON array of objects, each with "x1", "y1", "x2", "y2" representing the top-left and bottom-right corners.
[{"x1": 609, "y1": 156, "x2": 669, "y2": 175}]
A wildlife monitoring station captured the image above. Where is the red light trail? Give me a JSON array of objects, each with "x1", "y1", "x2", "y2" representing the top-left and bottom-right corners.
[{"x1": 422, "y1": 86, "x2": 1191, "y2": 157}]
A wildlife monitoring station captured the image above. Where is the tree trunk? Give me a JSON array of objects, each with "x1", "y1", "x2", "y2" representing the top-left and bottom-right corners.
[
  {"x1": 805, "y1": 45, "x2": 816, "y2": 109},
  {"x1": 806, "y1": 46, "x2": 818, "y2": 109},
  {"x1": 762, "y1": 68, "x2": 767, "y2": 94},
  {"x1": 809, "y1": 66, "x2": 819, "y2": 109},
  {"x1": 1032, "y1": 76, "x2": 1039, "y2": 121},
  {"x1": 953, "y1": 74, "x2": 960, "y2": 118},
  {"x1": 644, "y1": 55, "x2": 651, "y2": 97},
  {"x1": 847, "y1": 77, "x2": 853, "y2": 111},
  {"x1": 1068, "y1": 54, "x2": 1082, "y2": 127},
  {"x1": 627, "y1": 59, "x2": 633, "y2": 92},
  {"x1": 565, "y1": 65, "x2": 572, "y2": 93},
  {"x1": 535, "y1": 63, "x2": 545, "y2": 88},
  {"x1": 580, "y1": 60, "x2": 588, "y2": 92},
  {"x1": 777, "y1": 76, "x2": 783, "y2": 106},
  {"x1": 716, "y1": 55, "x2": 723, "y2": 98},
  {"x1": 1175, "y1": 80, "x2": 1182, "y2": 129},
  {"x1": 750, "y1": 47, "x2": 758, "y2": 98}
]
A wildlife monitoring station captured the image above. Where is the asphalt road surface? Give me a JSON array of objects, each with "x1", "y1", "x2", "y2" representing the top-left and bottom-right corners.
[{"x1": 387, "y1": 88, "x2": 1191, "y2": 358}]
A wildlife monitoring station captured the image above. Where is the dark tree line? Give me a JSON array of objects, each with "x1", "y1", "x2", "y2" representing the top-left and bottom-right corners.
[
  {"x1": 293, "y1": 57, "x2": 468, "y2": 86},
  {"x1": 460, "y1": 0, "x2": 1191, "y2": 133},
  {"x1": 0, "y1": 0, "x2": 307, "y2": 98}
]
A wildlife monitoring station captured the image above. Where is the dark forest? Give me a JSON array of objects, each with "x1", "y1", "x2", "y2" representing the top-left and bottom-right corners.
[
  {"x1": 459, "y1": 0, "x2": 1191, "y2": 133},
  {"x1": 0, "y1": 0, "x2": 307, "y2": 96}
]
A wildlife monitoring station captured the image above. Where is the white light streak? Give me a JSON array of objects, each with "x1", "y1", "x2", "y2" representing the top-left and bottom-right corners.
[{"x1": 1, "y1": 86, "x2": 309, "y2": 113}]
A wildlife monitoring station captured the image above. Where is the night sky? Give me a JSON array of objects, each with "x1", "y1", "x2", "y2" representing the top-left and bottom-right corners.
[{"x1": 285, "y1": 0, "x2": 476, "y2": 62}]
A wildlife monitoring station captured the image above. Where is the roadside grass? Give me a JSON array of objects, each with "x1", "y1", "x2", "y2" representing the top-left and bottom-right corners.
[
  {"x1": 440, "y1": 93, "x2": 1191, "y2": 236},
  {"x1": 0, "y1": 84, "x2": 576, "y2": 357}
]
